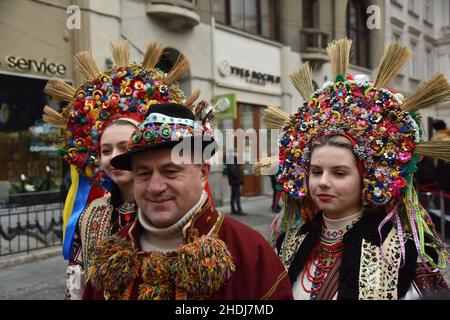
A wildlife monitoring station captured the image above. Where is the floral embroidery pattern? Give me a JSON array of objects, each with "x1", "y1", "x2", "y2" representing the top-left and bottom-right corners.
[
  {"x1": 359, "y1": 228, "x2": 401, "y2": 300},
  {"x1": 280, "y1": 229, "x2": 307, "y2": 269},
  {"x1": 80, "y1": 199, "x2": 113, "y2": 273}
]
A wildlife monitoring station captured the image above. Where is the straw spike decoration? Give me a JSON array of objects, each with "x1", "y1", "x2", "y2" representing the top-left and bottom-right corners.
[
  {"x1": 110, "y1": 40, "x2": 131, "y2": 68},
  {"x1": 253, "y1": 155, "x2": 278, "y2": 175},
  {"x1": 416, "y1": 140, "x2": 450, "y2": 163},
  {"x1": 42, "y1": 105, "x2": 66, "y2": 129},
  {"x1": 401, "y1": 73, "x2": 450, "y2": 113},
  {"x1": 373, "y1": 42, "x2": 413, "y2": 88},
  {"x1": 142, "y1": 41, "x2": 165, "y2": 72},
  {"x1": 326, "y1": 38, "x2": 352, "y2": 80},
  {"x1": 44, "y1": 78, "x2": 76, "y2": 102},
  {"x1": 73, "y1": 51, "x2": 101, "y2": 79},
  {"x1": 165, "y1": 54, "x2": 190, "y2": 85},
  {"x1": 263, "y1": 105, "x2": 290, "y2": 129},
  {"x1": 290, "y1": 62, "x2": 315, "y2": 101},
  {"x1": 185, "y1": 89, "x2": 201, "y2": 110}
]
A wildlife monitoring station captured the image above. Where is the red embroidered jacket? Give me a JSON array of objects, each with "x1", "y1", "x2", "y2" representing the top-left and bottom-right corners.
[{"x1": 83, "y1": 198, "x2": 293, "y2": 300}]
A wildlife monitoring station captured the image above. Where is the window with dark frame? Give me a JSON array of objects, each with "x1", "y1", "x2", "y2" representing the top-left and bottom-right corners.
[
  {"x1": 212, "y1": 0, "x2": 279, "y2": 41},
  {"x1": 347, "y1": 0, "x2": 370, "y2": 69}
]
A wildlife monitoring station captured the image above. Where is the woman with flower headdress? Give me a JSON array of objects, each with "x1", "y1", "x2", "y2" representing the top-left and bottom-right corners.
[
  {"x1": 257, "y1": 39, "x2": 450, "y2": 300},
  {"x1": 43, "y1": 41, "x2": 200, "y2": 299}
]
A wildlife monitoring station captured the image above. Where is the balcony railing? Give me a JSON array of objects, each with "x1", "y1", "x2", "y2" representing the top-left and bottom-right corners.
[
  {"x1": 299, "y1": 29, "x2": 330, "y2": 67},
  {"x1": 147, "y1": 0, "x2": 200, "y2": 30},
  {"x1": 150, "y1": 0, "x2": 195, "y2": 10},
  {"x1": 300, "y1": 28, "x2": 330, "y2": 53}
]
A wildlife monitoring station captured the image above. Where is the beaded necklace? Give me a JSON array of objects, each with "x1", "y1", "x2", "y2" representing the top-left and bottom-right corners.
[{"x1": 302, "y1": 214, "x2": 361, "y2": 300}]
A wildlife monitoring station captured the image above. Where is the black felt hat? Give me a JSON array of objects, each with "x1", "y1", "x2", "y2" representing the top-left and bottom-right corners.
[{"x1": 111, "y1": 103, "x2": 217, "y2": 170}]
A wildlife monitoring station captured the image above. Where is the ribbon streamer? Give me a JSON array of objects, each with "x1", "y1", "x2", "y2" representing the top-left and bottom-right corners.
[{"x1": 62, "y1": 165, "x2": 91, "y2": 260}]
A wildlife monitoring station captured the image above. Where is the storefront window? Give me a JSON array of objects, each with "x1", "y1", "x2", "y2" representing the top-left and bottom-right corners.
[{"x1": 0, "y1": 73, "x2": 64, "y2": 201}]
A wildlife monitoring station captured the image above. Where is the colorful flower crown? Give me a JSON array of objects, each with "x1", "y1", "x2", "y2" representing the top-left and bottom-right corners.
[
  {"x1": 43, "y1": 41, "x2": 199, "y2": 188},
  {"x1": 278, "y1": 75, "x2": 421, "y2": 206}
]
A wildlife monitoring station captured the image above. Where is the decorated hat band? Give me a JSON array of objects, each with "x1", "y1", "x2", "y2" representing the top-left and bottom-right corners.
[{"x1": 110, "y1": 102, "x2": 217, "y2": 171}]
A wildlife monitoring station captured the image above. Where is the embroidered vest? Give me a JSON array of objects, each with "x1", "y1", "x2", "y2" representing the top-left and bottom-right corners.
[
  {"x1": 79, "y1": 196, "x2": 113, "y2": 273},
  {"x1": 280, "y1": 212, "x2": 418, "y2": 300}
]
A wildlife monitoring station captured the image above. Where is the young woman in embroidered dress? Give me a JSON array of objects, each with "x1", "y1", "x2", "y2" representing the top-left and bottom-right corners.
[
  {"x1": 43, "y1": 40, "x2": 198, "y2": 299},
  {"x1": 259, "y1": 39, "x2": 450, "y2": 300},
  {"x1": 295, "y1": 135, "x2": 364, "y2": 300},
  {"x1": 64, "y1": 118, "x2": 140, "y2": 300}
]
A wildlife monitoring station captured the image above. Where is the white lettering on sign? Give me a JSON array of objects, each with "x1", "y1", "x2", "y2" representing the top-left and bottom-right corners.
[{"x1": 218, "y1": 60, "x2": 280, "y2": 86}]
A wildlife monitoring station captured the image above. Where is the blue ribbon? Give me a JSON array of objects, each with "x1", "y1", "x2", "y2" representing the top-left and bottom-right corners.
[{"x1": 62, "y1": 174, "x2": 91, "y2": 260}]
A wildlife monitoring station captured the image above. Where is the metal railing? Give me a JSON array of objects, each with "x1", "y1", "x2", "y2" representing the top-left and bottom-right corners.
[{"x1": 0, "y1": 202, "x2": 63, "y2": 257}]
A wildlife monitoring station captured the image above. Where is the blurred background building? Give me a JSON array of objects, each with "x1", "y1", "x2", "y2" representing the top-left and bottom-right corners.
[{"x1": 1, "y1": 0, "x2": 450, "y2": 207}]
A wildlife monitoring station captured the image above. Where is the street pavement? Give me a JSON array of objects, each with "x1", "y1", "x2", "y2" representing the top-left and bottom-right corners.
[{"x1": 0, "y1": 195, "x2": 449, "y2": 300}]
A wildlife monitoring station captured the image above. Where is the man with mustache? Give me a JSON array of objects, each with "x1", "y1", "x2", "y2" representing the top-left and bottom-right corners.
[{"x1": 82, "y1": 102, "x2": 293, "y2": 300}]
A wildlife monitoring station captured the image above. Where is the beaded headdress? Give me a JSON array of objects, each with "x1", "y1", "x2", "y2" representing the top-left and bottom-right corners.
[
  {"x1": 258, "y1": 39, "x2": 450, "y2": 270},
  {"x1": 42, "y1": 41, "x2": 200, "y2": 188}
]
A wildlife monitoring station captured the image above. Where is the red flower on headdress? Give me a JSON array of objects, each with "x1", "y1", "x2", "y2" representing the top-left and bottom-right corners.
[
  {"x1": 393, "y1": 176, "x2": 407, "y2": 189},
  {"x1": 385, "y1": 121, "x2": 399, "y2": 134}
]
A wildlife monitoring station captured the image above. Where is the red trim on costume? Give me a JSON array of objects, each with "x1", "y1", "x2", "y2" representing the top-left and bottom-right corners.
[{"x1": 204, "y1": 182, "x2": 215, "y2": 210}]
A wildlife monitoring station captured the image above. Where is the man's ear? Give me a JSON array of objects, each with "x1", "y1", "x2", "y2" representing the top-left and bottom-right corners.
[{"x1": 200, "y1": 162, "x2": 211, "y2": 187}]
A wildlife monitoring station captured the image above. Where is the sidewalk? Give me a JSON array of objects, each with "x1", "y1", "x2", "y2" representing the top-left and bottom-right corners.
[{"x1": 216, "y1": 194, "x2": 276, "y2": 240}]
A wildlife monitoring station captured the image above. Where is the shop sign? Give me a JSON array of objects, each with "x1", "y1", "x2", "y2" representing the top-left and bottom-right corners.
[
  {"x1": 213, "y1": 93, "x2": 237, "y2": 120},
  {"x1": 218, "y1": 59, "x2": 280, "y2": 86},
  {"x1": 3, "y1": 55, "x2": 67, "y2": 76}
]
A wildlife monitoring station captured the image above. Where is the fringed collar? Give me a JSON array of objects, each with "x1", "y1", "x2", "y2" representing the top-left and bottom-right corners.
[{"x1": 86, "y1": 197, "x2": 233, "y2": 300}]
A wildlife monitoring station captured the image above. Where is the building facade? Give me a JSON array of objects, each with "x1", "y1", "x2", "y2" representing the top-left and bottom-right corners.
[
  {"x1": 384, "y1": 0, "x2": 450, "y2": 137},
  {"x1": 1, "y1": 0, "x2": 448, "y2": 206}
]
